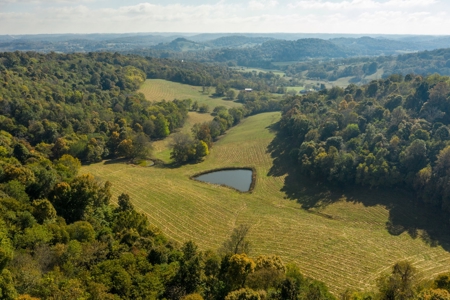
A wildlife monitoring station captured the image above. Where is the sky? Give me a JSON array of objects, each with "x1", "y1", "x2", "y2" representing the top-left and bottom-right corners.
[{"x1": 0, "y1": 0, "x2": 449, "y2": 35}]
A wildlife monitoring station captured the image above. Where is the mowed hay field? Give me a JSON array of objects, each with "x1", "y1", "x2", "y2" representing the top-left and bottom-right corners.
[
  {"x1": 82, "y1": 112, "x2": 450, "y2": 294},
  {"x1": 138, "y1": 79, "x2": 242, "y2": 109}
]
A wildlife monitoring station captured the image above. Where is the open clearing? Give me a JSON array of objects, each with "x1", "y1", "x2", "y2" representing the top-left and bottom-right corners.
[
  {"x1": 231, "y1": 67, "x2": 286, "y2": 78},
  {"x1": 82, "y1": 112, "x2": 450, "y2": 294},
  {"x1": 138, "y1": 79, "x2": 242, "y2": 109}
]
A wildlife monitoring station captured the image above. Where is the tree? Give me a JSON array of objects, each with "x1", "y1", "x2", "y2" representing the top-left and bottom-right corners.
[
  {"x1": 50, "y1": 174, "x2": 111, "y2": 223},
  {"x1": 416, "y1": 289, "x2": 450, "y2": 300},
  {"x1": 220, "y1": 224, "x2": 251, "y2": 255},
  {"x1": 215, "y1": 84, "x2": 226, "y2": 97},
  {"x1": 154, "y1": 113, "x2": 170, "y2": 138},
  {"x1": 192, "y1": 101, "x2": 199, "y2": 111},
  {"x1": 226, "y1": 90, "x2": 236, "y2": 100},
  {"x1": 170, "y1": 133, "x2": 196, "y2": 164},
  {"x1": 377, "y1": 261, "x2": 417, "y2": 300},
  {"x1": 226, "y1": 254, "x2": 256, "y2": 290},
  {"x1": 131, "y1": 132, "x2": 152, "y2": 159},
  {"x1": 54, "y1": 154, "x2": 81, "y2": 182},
  {"x1": 32, "y1": 199, "x2": 57, "y2": 224},
  {"x1": 51, "y1": 138, "x2": 69, "y2": 159},
  {"x1": 13, "y1": 143, "x2": 29, "y2": 163},
  {"x1": 84, "y1": 138, "x2": 105, "y2": 163},
  {"x1": 117, "y1": 139, "x2": 134, "y2": 158},
  {"x1": 174, "y1": 241, "x2": 202, "y2": 295},
  {"x1": 400, "y1": 139, "x2": 428, "y2": 174},
  {"x1": 118, "y1": 193, "x2": 134, "y2": 211},
  {"x1": 199, "y1": 104, "x2": 210, "y2": 113},
  {"x1": 225, "y1": 288, "x2": 260, "y2": 300},
  {"x1": 195, "y1": 140, "x2": 209, "y2": 161},
  {"x1": 0, "y1": 225, "x2": 13, "y2": 272},
  {"x1": 280, "y1": 278, "x2": 298, "y2": 300},
  {"x1": 67, "y1": 221, "x2": 96, "y2": 242},
  {"x1": 247, "y1": 255, "x2": 286, "y2": 290},
  {"x1": 192, "y1": 123, "x2": 212, "y2": 148},
  {"x1": 0, "y1": 269, "x2": 17, "y2": 300},
  {"x1": 342, "y1": 124, "x2": 360, "y2": 141}
]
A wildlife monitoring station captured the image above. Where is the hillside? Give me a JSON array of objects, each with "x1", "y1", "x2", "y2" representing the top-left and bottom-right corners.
[{"x1": 82, "y1": 111, "x2": 450, "y2": 294}]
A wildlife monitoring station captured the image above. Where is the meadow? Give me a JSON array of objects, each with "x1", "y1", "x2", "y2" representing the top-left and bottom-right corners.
[
  {"x1": 138, "y1": 79, "x2": 242, "y2": 109},
  {"x1": 82, "y1": 110, "x2": 450, "y2": 294},
  {"x1": 231, "y1": 66, "x2": 286, "y2": 78}
]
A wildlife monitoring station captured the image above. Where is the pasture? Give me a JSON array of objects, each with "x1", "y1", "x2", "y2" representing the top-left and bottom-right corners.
[
  {"x1": 82, "y1": 112, "x2": 450, "y2": 294},
  {"x1": 138, "y1": 79, "x2": 242, "y2": 109},
  {"x1": 231, "y1": 66, "x2": 286, "y2": 78}
]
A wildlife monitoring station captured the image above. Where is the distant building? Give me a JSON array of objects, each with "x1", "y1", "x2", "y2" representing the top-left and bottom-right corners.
[
  {"x1": 244, "y1": 88, "x2": 253, "y2": 92},
  {"x1": 300, "y1": 89, "x2": 314, "y2": 95}
]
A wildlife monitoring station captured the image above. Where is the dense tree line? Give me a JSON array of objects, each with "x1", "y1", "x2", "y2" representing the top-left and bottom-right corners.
[{"x1": 278, "y1": 73, "x2": 450, "y2": 215}]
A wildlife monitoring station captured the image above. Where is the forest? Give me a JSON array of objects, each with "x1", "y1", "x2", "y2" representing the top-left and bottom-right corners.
[{"x1": 278, "y1": 73, "x2": 450, "y2": 215}]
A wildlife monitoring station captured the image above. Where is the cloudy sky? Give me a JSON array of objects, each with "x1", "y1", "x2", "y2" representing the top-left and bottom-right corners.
[{"x1": 0, "y1": 0, "x2": 448, "y2": 35}]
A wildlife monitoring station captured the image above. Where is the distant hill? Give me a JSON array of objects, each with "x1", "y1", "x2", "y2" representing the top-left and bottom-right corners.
[
  {"x1": 205, "y1": 35, "x2": 273, "y2": 48},
  {"x1": 330, "y1": 36, "x2": 418, "y2": 55},
  {"x1": 152, "y1": 37, "x2": 210, "y2": 52}
]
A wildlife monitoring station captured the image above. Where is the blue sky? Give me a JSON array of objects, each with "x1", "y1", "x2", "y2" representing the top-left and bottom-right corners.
[{"x1": 0, "y1": 0, "x2": 448, "y2": 35}]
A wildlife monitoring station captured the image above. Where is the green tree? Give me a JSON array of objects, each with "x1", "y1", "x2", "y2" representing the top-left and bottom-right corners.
[
  {"x1": 192, "y1": 101, "x2": 199, "y2": 111},
  {"x1": 226, "y1": 254, "x2": 256, "y2": 290},
  {"x1": 215, "y1": 84, "x2": 226, "y2": 97},
  {"x1": 225, "y1": 288, "x2": 260, "y2": 300},
  {"x1": 50, "y1": 174, "x2": 111, "y2": 223},
  {"x1": 226, "y1": 89, "x2": 236, "y2": 100},
  {"x1": 117, "y1": 139, "x2": 134, "y2": 158},
  {"x1": 170, "y1": 133, "x2": 196, "y2": 164},
  {"x1": 32, "y1": 199, "x2": 57, "y2": 224},
  {"x1": 0, "y1": 224, "x2": 13, "y2": 272},
  {"x1": 199, "y1": 104, "x2": 210, "y2": 113},
  {"x1": 132, "y1": 132, "x2": 152, "y2": 159},
  {"x1": 0, "y1": 269, "x2": 17, "y2": 300},
  {"x1": 154, "y1": 113, "x2": 170, "y2": 138},
  {"x1": 118, "y1": 193, "x2": 134, "y2": 211},
  {"x1": 54, "y1": 154, "x2": 81, "y2": 182},
  {"x1": 67, "y1": 221, "x2": 95, "y2": 242},
  {"x1": 377, "y1": 261, "x2": 417, "y2": 300}
]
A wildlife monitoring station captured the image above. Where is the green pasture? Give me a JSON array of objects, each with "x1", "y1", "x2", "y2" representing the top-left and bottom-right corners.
[{"x1": 138, "y1": 79, "x2": 242, "y2": 109}]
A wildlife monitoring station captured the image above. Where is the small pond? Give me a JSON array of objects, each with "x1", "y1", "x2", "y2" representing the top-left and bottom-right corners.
[{"x1": 194, "y1": 169, "x2": 254, "y2": 192}]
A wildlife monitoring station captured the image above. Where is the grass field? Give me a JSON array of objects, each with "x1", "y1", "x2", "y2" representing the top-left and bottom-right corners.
[
  {"x1": 231, "y1": 67, "x2": 286, "y2": 78},
  {"x1": 285, "y1": 86, "x2": 305, "y2": 93},
  {"x1": 82, "y1": 112, "x2": 450, "y2": 294},
  {"x1": 138, "y1": 79, "x2": 242, "y2": 109}
]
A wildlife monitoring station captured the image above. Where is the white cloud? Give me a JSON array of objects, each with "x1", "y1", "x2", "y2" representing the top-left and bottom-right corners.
[
  {"x1": 288, "y1": 0, "x2": 438, "y2": 10},
  {"x1": 0, "y1": 1, "x2": 449, "y2": 34},
  {"x1": 248, "y1": 0, "x2": 279, "y2": 11}
]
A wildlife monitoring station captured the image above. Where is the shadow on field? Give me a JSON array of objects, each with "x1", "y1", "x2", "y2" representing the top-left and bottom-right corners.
[
  {"x1": 102, "y1": 157, "x2": 130, "y2": 165},
  {"x1": 267, "y1": 129, "x2": 450, "y2": 251}
]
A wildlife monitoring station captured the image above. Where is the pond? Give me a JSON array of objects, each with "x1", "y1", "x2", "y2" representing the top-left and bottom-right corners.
[{"x1": 193, "y1": 169, "x2": 254, "y2": 192}]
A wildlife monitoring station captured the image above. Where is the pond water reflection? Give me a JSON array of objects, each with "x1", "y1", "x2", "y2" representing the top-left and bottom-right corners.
[{"x1": 194, "y1": 169, "x2": 253, "y2": 192}]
